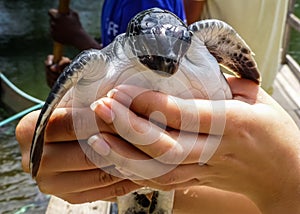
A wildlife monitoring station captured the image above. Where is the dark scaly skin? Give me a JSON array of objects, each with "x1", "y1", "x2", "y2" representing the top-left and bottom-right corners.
[
  {"x1": 30, "y1": 49, "x2": 109, "y2": 177},
  {"x1": 189, "y1": 20, "x2": 260, "y2": 83},
  {"x1": 125, "y1": 8, "x2": 191, "y2": 76},
  {"x1": 30, "y1": 7, "x2": 260, "y2": 214}
]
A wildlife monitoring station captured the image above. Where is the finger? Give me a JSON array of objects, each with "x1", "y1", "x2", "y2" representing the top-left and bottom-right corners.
[
  {"x1": 107, "y1": 85, "x2": 227, "y2": 134},
  {"x1": 45, "y1": 107, "x2": 113, "y2": 142},
  {"x1": 48, "y1": 8, "x2": 58, "y2": 19},
  {"x1": 92, "y1": 97, "x2": 226, "y2": 165},
  {"x1": 39, "y1": 140, "x2": 112, "y2": 173},
  {"x1": 45, "y1": 54, "x2": 54, "y2": 66},
  {"x1": 87, "y1": 131, "x2": 218, "y2": 184},
  {"x1": 16, "y1": 110, "x2": 41, "y2": 172},
  {"x1": 58, "y1": 56, "x2": 71, "y2": 70},
  {"x1": 91, "y1": 99, "x2": 200, "y2": 165},
  {"x1": 57, "y1": 180, "x2": 141, "y2": 204},
  {"x1": 88, "y1": 133, "x2": 180, "y2": 180},
  {"x1": 91, "y1": 97, "x2": 173, "y2": 153},
  {"x1": 226, "y1": 77, "x2": 260, "y2": 103},
  {"x1": 16, "y1": 108, "x2": 114, "y2": 172},
  {"x1": 36, "y1": 168, "x2": 124, "y2": 195},
  {"x1": 107, "y1": 85, "x2": 254, "y2": 135}
]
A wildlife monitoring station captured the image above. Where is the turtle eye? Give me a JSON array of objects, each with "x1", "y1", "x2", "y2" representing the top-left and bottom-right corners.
[
  {"x1": 141, "y1": 21, "x2": 156, "y2": 29},
  {"x1": 141, "y1": 17, "x2": 157, "y2": 29}
]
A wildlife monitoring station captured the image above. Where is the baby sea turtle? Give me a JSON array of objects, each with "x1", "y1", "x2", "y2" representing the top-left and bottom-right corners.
[{"x1": 30, "y1": 7, "x2": 260, "y2": 214}]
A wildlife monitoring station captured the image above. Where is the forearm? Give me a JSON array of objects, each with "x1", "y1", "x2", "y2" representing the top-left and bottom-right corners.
[
  {"x1": 184, "y1": 0, "x2": 206, "y2": 24},
  {"x1": 71, "y1": 29, "x2": 102, "y2": 51}
]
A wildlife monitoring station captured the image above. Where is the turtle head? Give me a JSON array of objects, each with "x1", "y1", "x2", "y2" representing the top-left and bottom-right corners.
[{"x1": 126, "y1": 8, "x2": 191, "y2": 76}]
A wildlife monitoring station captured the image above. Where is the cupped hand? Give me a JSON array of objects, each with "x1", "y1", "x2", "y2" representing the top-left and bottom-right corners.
[
  {"x1": 89, "y1": 77, "x2": 300, "y2": 213},
  {"x1": 15, "y1": 107, "x2": 141, "y2": 204}
]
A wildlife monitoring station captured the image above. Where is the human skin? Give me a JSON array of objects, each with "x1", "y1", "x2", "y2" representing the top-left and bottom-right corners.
[
  {"x1": 15, "y1": 77, "x2": 300, "y2": 213},
  {"x1": 88, "y1": 77, "x2": 300, "y2": 214},
  {"x1": 46, "y1": 9, "x2": 102, "y2": 87},
  {"x1": 44, "y1": 55, "x2": 71, "y2": 87},
  {"x1": 48, "y1": 9, "x2": 102, "y2": 51},
  {"x1": 15, "y1": 102, "x2": 260, "y2": 214},
  {"x1": 184, "y1": 0, "x2": 206, "y2": 24}
]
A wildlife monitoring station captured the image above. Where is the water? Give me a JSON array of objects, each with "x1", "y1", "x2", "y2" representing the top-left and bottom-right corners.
[
  {"x1": 0, "y1": 0, "x2": 103, "y2": 213},
  {"x1": 0, "y1": 124, "x2": 48, "y2": 214},
  {"x1": 0, "y1": 1, "x2": 299, "y2": 213}
]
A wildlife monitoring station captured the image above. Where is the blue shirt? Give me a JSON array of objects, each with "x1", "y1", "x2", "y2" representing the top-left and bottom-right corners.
[{"x1": 101, "y1": 0, "x2": 186, "y2": 47}]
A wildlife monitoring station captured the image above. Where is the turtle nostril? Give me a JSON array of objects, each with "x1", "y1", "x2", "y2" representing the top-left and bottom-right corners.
[{"x1": 165, "y1": 58, "x2": 171, "y2": 63}]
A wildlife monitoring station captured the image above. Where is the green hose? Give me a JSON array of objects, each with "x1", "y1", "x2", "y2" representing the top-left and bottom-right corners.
[{"x1": 0, "y1": 103, "x2": 44, "y2": 127}]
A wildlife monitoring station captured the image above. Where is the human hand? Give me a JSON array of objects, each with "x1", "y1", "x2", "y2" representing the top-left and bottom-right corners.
[
  {"x1": 89, "y1": 77, "x2": 300, "y2": 214},
  {"x1": 48, "y1": 9, "x2": 83, "y2": 47},
  {"x1": 15, "y1": 107, "x2": 141, "y2": 204},
  {"x1": 48, "y1": 9, "x2": 101, "y2": 50},
  {"x1": 15, "y1": 103, "x2": 259, "y2": 213},
  {"x1": 45, "y1": 54, "x2": 71, "y2": 87}
]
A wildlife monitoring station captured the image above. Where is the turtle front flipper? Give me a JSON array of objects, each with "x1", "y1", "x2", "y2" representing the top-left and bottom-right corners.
[
  {"x1": 30, "y1": 49, "x2": 108, "y2": 178},
  {"x1": 189, "y1": 19, "x2": 261, "y2": 84}
]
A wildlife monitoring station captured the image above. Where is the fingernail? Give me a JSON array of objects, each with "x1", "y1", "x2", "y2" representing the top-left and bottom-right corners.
[
  {"x1": 90, "y1": 100, "x2": 115, "y2": 123},
  {"x1": 90, "y1": 100, "x2": 99, "y2": 111},
  {"x1": 87, "y1": 135, "x2": 110, "y2": 156},
  {"x1": 107, "y1": 88, "x2": 118, "y2": 98},
  {"x1": 107, "y1": 88, "x2": 132, "y2": 107}
]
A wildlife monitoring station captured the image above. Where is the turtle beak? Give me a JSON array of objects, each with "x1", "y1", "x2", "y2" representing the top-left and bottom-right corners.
[
  {"x1": 138, "y1": 55, "x2": 179, "y2": 76},
  {"x1": 157, "y1": 56, "x2": 179, "y2": 76},
  {"x1": 137, "y1": 34, "x2": 190, "y2": 76},
  {"x1": 132, "y1": 17, "x2": 191, "y2": 76}
]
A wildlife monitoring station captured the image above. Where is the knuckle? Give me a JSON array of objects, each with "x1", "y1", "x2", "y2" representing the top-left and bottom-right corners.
[
  {"x1": 156, "y1": 143, "x2": 184, "y2": 164},
  {"x1": 153, "y1": 173, "x2": 177, "y2": 185},
  {"x1": 132, "y1": 92, "x2": 152, "y2": 116},
  {"x1": 66, "y1": 110, "x2": 79, "y2": 136},
  {"x1": 95, "y1": 170, "x2": 115, "y2": 185},
  {"x1": 70, "y1": 110, "x2": 97, "y2": 139},
  {"x1": 111, "y1": 184, "x2": 128, "y2": 197}
]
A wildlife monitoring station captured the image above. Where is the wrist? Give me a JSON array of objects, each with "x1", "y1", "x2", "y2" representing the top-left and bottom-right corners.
[{"x1": 255, "y1": 157, "x2": 300, "y2": 214}]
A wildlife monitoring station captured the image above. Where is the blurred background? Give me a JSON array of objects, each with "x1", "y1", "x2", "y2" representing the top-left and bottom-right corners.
[
  {"x1": 0, "y1": 0, "x2": 299, "y2": 213},
  {"x1": 0, "y1": 1, "x2": 103, "y2": 213}
]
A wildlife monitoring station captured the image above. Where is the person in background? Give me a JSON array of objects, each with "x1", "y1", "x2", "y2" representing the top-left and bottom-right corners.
[
  {"x1": 183, "y1": 0, "x2": 206, "y2": 24},
  {"x1": 45, "y1": 0, "x2": 186, "y2": 87},
  {"x1": 47, "y1": 0, "x2": 288, "y2": 93},
  {"x1": 191, "y1": 0, "x2": 288, "y2": 93}
]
